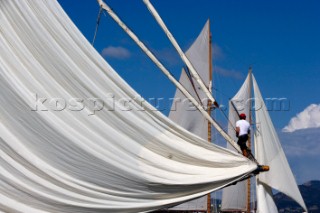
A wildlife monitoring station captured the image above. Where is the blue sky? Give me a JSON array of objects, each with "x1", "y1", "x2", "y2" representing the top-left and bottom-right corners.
[{"x1": 59, "y1": 0, "x2": 320, "y2": 183}]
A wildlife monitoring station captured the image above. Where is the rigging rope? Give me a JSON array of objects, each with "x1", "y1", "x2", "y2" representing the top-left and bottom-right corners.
[
  {"x1": 92, "y1": 5, "x2": 103, "y2": 46},
  {"x1": 184, "y1": 66, "x2": 205, "y2": 107}
]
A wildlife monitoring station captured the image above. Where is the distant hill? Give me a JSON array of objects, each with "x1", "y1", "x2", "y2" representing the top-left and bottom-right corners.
[
  {"x1": 274, "y1": 180, "x2": 320, "y2": 213},
  {"x1": 153, "y1": 180, "x2": 320, "y2": 213}
]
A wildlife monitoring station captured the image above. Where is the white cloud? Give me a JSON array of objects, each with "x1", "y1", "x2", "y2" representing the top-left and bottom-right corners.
[
  {"x1": 280, "y1": 128, "x2": 320, "y2": 157},
  {"x1": 212, "y1": 43, "x2": 224, "y2": 60},
  {"x1": 101, "y1": 46, "x2": 131, "y2": 59},
  {"x1": 282, "y1": 104, "x2": 320, "y2": 132},
  {"x1": 214, "y1": 66, "x2": 243, "y2": 79},
  {"x1": 153, "y1": 47, "x2": 180, "y2": 66},
  {"x1": 279, "y1": 128, "x2": 320, "y2": 183}
]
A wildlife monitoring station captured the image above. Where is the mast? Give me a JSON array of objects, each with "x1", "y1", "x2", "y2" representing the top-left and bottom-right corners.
[
  {"x1": 207, "y1": 19, "x2": 212, "y2": 213},
  {"x1": 247, "y1": 67, "x2": 253, "y2": 213}
]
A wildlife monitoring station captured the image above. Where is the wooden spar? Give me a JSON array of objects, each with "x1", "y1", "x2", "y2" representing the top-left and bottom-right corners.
[
  {"x1": 207, "y1": 19, "x2": 212, "y2": 213},
  {"x1": 247, "y1": 67, "x2": 253, "y2": 213},
  {"x1": 143, "y1": 0, "x2": 218, "y2": 107}
]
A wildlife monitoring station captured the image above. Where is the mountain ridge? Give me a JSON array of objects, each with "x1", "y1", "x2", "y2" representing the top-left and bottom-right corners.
[{"x1": 274, "y1": 180, "x2": 320, "y2": 213}]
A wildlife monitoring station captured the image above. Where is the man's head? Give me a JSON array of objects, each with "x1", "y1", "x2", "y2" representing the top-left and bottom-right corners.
[{"x1": 239, "y1": 113, "x2": 246, "y2": 120}]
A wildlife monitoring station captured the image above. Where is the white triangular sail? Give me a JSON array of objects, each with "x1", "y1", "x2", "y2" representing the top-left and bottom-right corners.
[
  {"x1": 221, "y1": 74, "x2": 251, "y2": 212},
  {"x1": 0, "y1": 0, "x2": 257, "y2": 212},
  {"x1": 168, "y1": 20, "x2": 210, "y2": 211},
  {"x1": 169, "y1": 20, "x2": 210, "y2": 141},
  {"x1": 253, "y1": 75, "x2": 307, "y2": 212}
]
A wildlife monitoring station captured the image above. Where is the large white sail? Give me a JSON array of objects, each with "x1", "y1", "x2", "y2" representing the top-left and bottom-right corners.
[
  {"x1": 221, "y1": 74, "x2": 251, "y2": 212},
  {"x1": 168, "y1": 20, "x2": 210, "y2": 211},
  {"x1": 0, "y1": 0, "x2": 257, "y2": 212},
  {"x1": 253, "y1": 75, "x2": 307, "y2": 212},
  {"x1": 169, "y1": 20, "x2": 210, "y2": 141}
]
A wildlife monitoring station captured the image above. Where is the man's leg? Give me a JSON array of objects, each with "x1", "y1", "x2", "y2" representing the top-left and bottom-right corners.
[{"x1": 237, "y1": 135, "x2": 249, "y2": 157}]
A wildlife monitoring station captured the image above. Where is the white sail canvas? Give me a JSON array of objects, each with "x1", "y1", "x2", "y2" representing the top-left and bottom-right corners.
[
  {"x1": 253, "y1": 75, "x2": 307, "y2": 212},
  {"x1": 168, "y1": 21, "x2": 210, "y2": 211},
  {"x1": 0, "y1": 0, "x2": 257, "y2": 212},
  {"x1": 221, "y1": 73, "x2": 307, "y2": 213},
  {"x1": 221, "y1": 74, "x2": 251, "y2": 212}
]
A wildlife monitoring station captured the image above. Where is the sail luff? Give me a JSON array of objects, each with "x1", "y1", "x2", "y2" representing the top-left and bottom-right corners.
[
  {"x1": 143, "y1": 0, "x2": 218, "y2": 106},
  {"x1": 99, "y1": 0, "x2": 243, "y2": 153}
]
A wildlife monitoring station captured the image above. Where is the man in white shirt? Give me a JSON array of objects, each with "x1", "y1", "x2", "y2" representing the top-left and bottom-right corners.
[
  {"x1": 236, "y1": 114, "x2": 270, "y2": 173},
  {"x1": 236, "y1": 113, "x2": 250, "y2": 157}
]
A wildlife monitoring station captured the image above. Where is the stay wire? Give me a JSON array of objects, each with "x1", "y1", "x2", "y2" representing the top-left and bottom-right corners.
[{"x1": 92, "y1": 5, "x2": 104, "y2": 46}]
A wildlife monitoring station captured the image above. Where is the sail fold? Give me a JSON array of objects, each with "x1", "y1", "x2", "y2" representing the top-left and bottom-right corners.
[
  {"x1": 0, "y1": 0, "x2": 256, "y2": 212},
  {"x1": 255, "y1": 180, "x2": 278, "y2": 213}
]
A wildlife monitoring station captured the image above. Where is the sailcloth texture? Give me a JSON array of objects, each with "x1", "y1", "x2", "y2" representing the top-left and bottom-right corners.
[
  {"x1": 253, "y1": 75, "x2": 307, "y2": 212},
  {"x1": 169, "y1": 20, "x2": 210, "y2": 148},
  {"x1": 168, "y1": 21, "x2": 210, "y2": 211},
  {"x1": 0, "y1": 0, "x2": 257, "y2": 212}
]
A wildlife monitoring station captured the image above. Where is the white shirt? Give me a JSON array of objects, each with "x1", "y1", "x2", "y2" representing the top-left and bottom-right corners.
[{"x1": 236, "y1": 119, "x2": 250, "y2": 136}]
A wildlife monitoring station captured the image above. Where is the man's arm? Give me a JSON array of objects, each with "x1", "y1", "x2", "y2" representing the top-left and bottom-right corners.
[{"x1": 236, "y1": 126, "x2": 240, "y2": 137}]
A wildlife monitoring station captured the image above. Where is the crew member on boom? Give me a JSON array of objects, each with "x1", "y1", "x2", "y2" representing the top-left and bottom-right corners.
[{"x1": 236, "y1": 113, "x2": 250, "y2": 157}]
